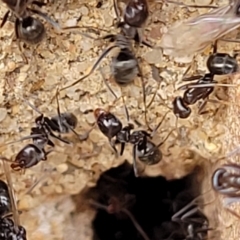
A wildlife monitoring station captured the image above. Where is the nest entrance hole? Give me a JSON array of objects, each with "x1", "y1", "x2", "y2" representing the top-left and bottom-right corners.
[{"x1": 82, "y1": 161, "x2": 209, "y2": 240}]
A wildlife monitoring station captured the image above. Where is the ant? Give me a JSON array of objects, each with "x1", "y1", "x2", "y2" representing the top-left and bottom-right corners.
[
  {"x1": 212, "y1": 163, "x2": 240, "y2": 219},
  {"x1": 0, "y1": 159, "x2": 27, "y2": 239},
  {"x1": 1, "y1": 0, "x2": 60, "y2": 62},
  {"x1": 0, "y1": 0, "x2": 97, "y2": 62},
  {"x1": 2, "y1": 90, "x2": 92, "y2": 170},
  {"x1": 94, "y1": 70, "x2": 174, "y2": 177},
  {"x1": 172, "y1": 41, "x2": 237, "y2": 118},
  {"x1": 60, "y1": 0, "x2": 154, "y2": 127},
  {"x1": 94, "y1": 99, "x2": 173, "y2": 177},
  {"x1": 171, "y1": 195, "x2": 211, "y2": 240}
]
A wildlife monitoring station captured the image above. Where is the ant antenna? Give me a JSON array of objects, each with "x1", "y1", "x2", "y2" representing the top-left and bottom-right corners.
[
  {"x1": 22, "y1": 98, "x2": 43, "y2": 115},
  {"x1": 99, "y1": 67, "x2": 130, "y2": 123},
  {"x1": 136, "y1": 63, "x2": 149, "y2": 130},
  {"x1": 113, "y1": 0, "x2": 121, "y2": 23},
  {"x1": 60, "y1": 44, "x2": 118, "y2": 91},
  {"x1": 55, "y1": 87, "x2": 64, "y2": 133},
  {"x1": 150, "y1": 110, "x2": 172, "y2": 138},
  {"x1": 178, "y1": 83, "x2": 236, "y2": 90},
  {"x1": 0, "y1": 134, "x2": 46, "y2": 147}
]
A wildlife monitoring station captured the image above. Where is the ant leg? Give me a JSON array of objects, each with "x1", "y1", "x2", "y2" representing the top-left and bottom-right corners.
[
  {"x1": 150, "y1": 110, "x2": 171, "y2": 138},
  {"x1": 55, "y1": 87, "x2": 65, "y2": 133},
  {"x1": 31, "y1": 1, "x2": 47, "y2": 7},
  {"x1": 132, "y1": 145, "x2": 139, "y2": 177},
  {"x1": 146, "y1": 65, "x2": 164, "y2": 109},
  {"x1": 99, "y1": 67, "x2": 119, "y2": 100},
  {"x1": 89, "y1": 200, "x2": 150, "y2": 240},
  {"x1": 49, "y1": 131, "x2": 72, "y2": 145},
  {"x1": 223, "y1": 197, "x2": 240, "y2": 219},
  {"x1": 16, "y1": 40, "x2": 28, "y2": 64},
  {"x1": 113, "y1": 0, "x2": 121, "y2": 23},
  {"x1": 182, "y1": 75, "x2": 203, "y2": 82},
  {"x1": 198, "y1": 99, "x2": 208, "y2": 115},
  {"x1": 212, "y1": 40, "x2": 218, "y2": 54},
  {"x1": 161, "y1": 0, "x2": 217, "y2": 9},
  {"x1": 137, "y1": 62, "x2": 149, "y2": 130},
  {"x1": 120, "y1": 142, "x2": 126, "y2": 156},
  {"x1": 99, "y1": 67, "x2": 132, "y2": 136},
  {"x1": 109, "y1": 138, "x2": 119, "y2": 157},
  {"x1": 1, "y1": 10, "x2": 10, "y2": 28},
  {"x1": 2, "y1": 159, "x2": 20, "y2": 226},
  {"x1": 24, "y1": 167, "x2": 55, "y2": 195}
]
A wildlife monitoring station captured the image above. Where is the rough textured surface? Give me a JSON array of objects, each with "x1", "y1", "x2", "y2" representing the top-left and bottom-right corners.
[{"x1": 0, "y1": 0, "x2": 237, "y2": 239}]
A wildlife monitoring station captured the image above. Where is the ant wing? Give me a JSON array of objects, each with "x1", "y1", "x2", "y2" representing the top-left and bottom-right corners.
[{"x1": 159, "y1": 3, "x2": 240, "y2": 57}]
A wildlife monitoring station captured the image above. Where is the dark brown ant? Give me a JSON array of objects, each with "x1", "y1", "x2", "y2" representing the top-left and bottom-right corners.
[
  {"x1": 0, "y1": 160, "x2": 27, "y2": 239},
  {"x1": 173, "y1": 41, "x2": 237, "y2": 118},
  {"x1": 171, "y1": 196, "x2": 211, "y2": 240}
]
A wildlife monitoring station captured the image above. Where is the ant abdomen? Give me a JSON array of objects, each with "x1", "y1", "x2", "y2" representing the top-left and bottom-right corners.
[
  {"x1": 51, "y1": 112, "x2": 78, "y2": 133},
  {"x1": 16, "y1": 17, "x2": 45, "y2": 44},
  {"x1": 11, "y1": 144, "x2": 46, "y2": 170},
  {"x1": 111, "y1": 49, "x2": 138, "y2": 85}
]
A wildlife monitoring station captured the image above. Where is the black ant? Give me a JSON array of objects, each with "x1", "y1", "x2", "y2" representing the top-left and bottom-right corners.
[
  {"x1": 173, "y1": 41, "x2": 237, "y2": 118},
  {"x1": 171, "y1": 195, "x2": 211, "y2": 240},
  {"x1": 94, "y1": 68, "x2": 174, "y2": 177},
  {"x1": 94, "y1": 100, "x2": 173, "y2": 177},
  {"x1": 0, "y1": 160, "x2": 27, "y2": 239},
  {"x1": 60, "y1": 0, "x2": 154, "y2": 127},
  {"x1": 2, "y1": 91, "x2": 92, "y2": 170}
]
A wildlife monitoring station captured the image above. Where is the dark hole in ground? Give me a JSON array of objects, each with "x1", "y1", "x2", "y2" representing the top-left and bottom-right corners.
[{"x1": 85, "y1": 161, "x2": 209, "y2": 240}]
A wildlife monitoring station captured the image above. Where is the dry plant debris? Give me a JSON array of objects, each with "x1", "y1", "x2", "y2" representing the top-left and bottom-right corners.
[{"x1": 0, "y1": 0, "x2": 239, "y2": 239}]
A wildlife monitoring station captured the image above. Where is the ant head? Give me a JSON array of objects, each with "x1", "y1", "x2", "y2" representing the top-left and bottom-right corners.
[
  {"x1": 35, "y1": 115, "x2": 45, "y2": 126},
  {"x1": 94, "y1": 108, "x2": 106, "y2": 120}
]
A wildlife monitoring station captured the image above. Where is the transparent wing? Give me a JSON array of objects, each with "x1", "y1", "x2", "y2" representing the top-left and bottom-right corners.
[{"x1": 159, "y1": 2, "x2": 240, "y2": 57}]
